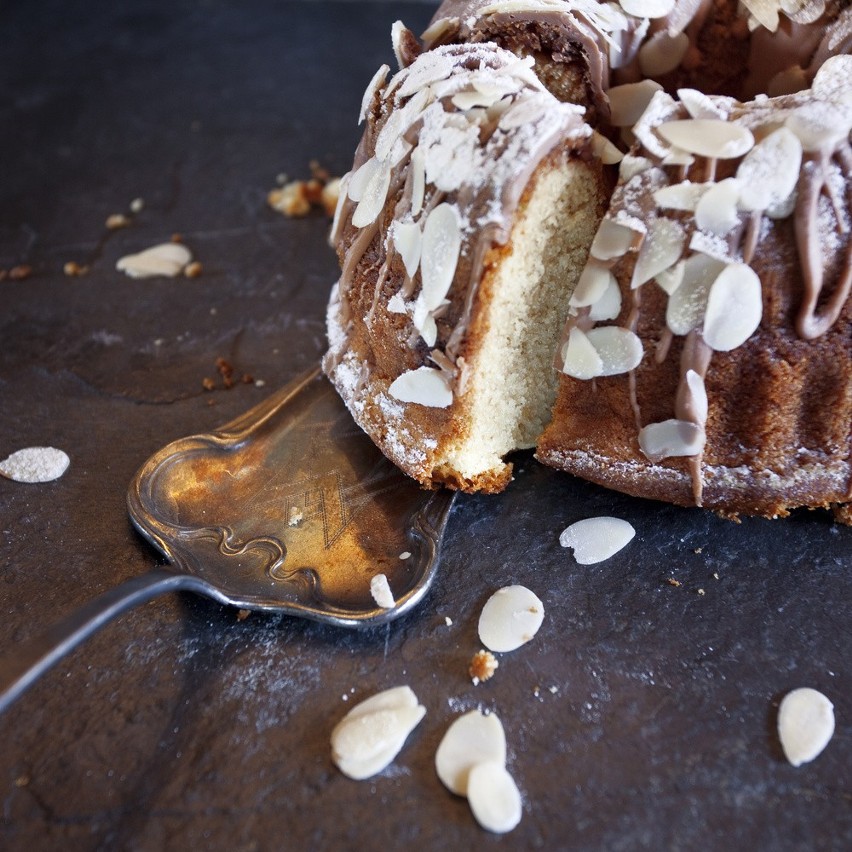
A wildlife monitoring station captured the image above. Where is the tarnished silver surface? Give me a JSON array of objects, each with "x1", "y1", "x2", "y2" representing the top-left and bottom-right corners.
[
  {"x1": 128, "y1": 366, "x2": 456, "y2": 624},
  {"x1": 0, "y1": 369, "x2": 455, "y2": 712}
]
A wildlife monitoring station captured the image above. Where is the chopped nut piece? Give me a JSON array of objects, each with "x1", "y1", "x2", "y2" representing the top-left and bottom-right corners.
[
  {"x1": 105, "y1": 213, "x2": 131, "y2": 229},
  {"x1": 8, "y1": 264, "x2": 32, "y2": 281},
  {"x1": 130, "y1": 197, "x2": 145, "y2": 213},
  {"x1": 268, "y1": 182, "x2": 311, "y2": 217},
  {"x1": 202, "y1": 377, "x2": 216, "y2": 391},
  {"x1": 666, "y1": 577, "x2": 682, "y2": 587},
  {"x1": 171, "y1": 233, "x2": 183, "y2": 243},
  {"x1": 236, "y1": 609, "x2": 250, "y2": 621},
  {"x1": 469, "y1": 650, "x2": 499, "y2": 684},
  {"x1": 184, "y1": 260, "x2": 203, "y2": 278},
  {"x1": 321, "y1": 177, "x2": 342, "y2": 216},
  {"x1": 697, "y1": 588, "x2": 706, "y2": 596},
  {"x1": 63, "y1": 261, "x2": 89, "y2": 277}
]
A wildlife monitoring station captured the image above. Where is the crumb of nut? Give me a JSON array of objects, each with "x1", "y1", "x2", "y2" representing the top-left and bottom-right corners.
[
  {"x1": 9, "y1": 264, "x2": 32, "y2": 281},
  {"x1": 106, "y1": 213, "x2": 132, "y2": 230},
  {"x1": 469, "y1": 650, "x2": 499, "y2": 684},
  {"x1": 268, "y1": 181, "x2": 312, "y2": 217},
  {"x1": 445, "y1": 616, "x2": 453, "y2": 627},
  {"x1": 171, "y1": 233, "x2": 184, "y2": 243},
  {"x1": 694, "y1": 547, "x2": 703, "y2": 554},
  {"x1": 254, "y1": 379, "x2": 266, "y2": 388},
  {"x1": 697, "y1": 588, "x2": 706, "y2": 596},
  {"x1": 216, "y1": 357, "x2": 235, "y2": 387},
  {"x1": 288, "y1": 506, "x2": 304, "y2": 527},
  {"x1": 666, "y1": 577, "x2": 681, "y2": 587},
  {"x1": 14, "y1": 776, "x2": 29, "y2": 788},
  {"x1": 184, "y1": 260, "x2": 203, "y2": 278},
  {"x1": 63, "y1": 261, "x2": 89, "y2": 277},
  {"x1": 202, "y1": 377, "x2": 216, "y2": 391},
  {"x1": 206, "y1": 398, "x2": 216, "y2": 406},
  {"x1": 713, "y1": 572, "x2": 720, "y2": 580},
  {"x1": 241, "y1": 373, "x2": 254, "y2": 384},
  {"x1": 309, "y1": 159, "x2": 331, "y2": 183},
  {"x1": 0, "y1": 269, "x2": 7, "y2": 281},
  {"x1": 130, "y1": 197, "x2": 145, "y2": 213},
  {"x1": 237, "y1": 609, "x2": 250, "y2": 621},
  {"x1": 303, "y1": 178, "x2": 325, "y2": 205},
  {"x1": 321, "y1": 177, "x2": 342, "y2": 217}
]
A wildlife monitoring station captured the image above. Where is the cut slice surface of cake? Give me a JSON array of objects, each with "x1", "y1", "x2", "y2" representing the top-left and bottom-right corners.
[{"x1": 324, "y1": 36, "x2": 610, "y2": 491}]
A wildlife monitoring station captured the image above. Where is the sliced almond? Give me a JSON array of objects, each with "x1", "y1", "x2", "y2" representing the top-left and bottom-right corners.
[
  {"x1": 811, "y1": 55, "x2": 852, "y2": 105},
  {"x1": 630, "y1": 218, "x2": 685, "y2": 288},
  {"x1": 410, "y1": 147, "x2": 426, "y2": 217},
  {"x1": 331, "y1": 686, "x2": 426, "y2": 780},
  {"x1": 666, "y1": 253, "x2": 726, "y2": 335},
  {"x1": 412, "y1": 295, "x2": 438, "y2": 347},
  {"x1": 590, "y1": 218, "x2": 638, "y2": 261},
  {"x1": 478, "y1": 585, "x2": 544, "y2": 653},
  {"x1": 736, "y1": 128, "x2": 802, "y2": 212},
  {"x1": 653, "y1": 181, "x2": 708, "y2": 212},
  {"x1": 694, "y1": 178, "x2": 741, "y2": 236},
  {"x1": 467, "y1": 762, "x2": 523, "y2": 834},
  {"x1": 638, "y1": 30, "x2": 689, "y2": 77},
  {"x1": 589, "y1": 278, "x2": 623, "y2": 322},
  {"x1": 656, "y1": 119, "x2": 754, "y2": 159},
  {"x1": 396, "y1": 50, "x2": 456, "y2": 98},
  {"x1": 388, "y1": 367, "x2": 452, "y2": 408},
  {"x1": 586, "y1": 326, "x2": 644, "y2": 376},
  {"x1": 777, "y1": 687, "x2": 835, "y2": 767},
  {"x1": 741, "y1": 0, "x2": 780, "y2": 31},
  {"x1": 619, "y1": 155, "x2": 654, "y2": 182},
  {"x1": 116, "y1": 242, "x2": 192, "y2": 278},
  {"x1": 607, "y1": 80, "x2": 664, "y2": 128},
  {"x1": 347, "y1": 157, "x2": 379, "y2": 202},
  {"x1": 785, "y1": 100, "x2": 852, "y2": 153},
  {"x1": 561, "y1": 327, "x2": 604, "y2": 379},
  {"x1": 677, "y1": 88, "x2": 727, "y2": 120},
  {"x1": 685, "y1": 369, "x2": 708, "y2": 423},
  {"x1": 702, "y1": 263, "x2": 763, "y2": 351},
  {"x1": 638, "y1": 418, "x2": 705, "y2": 461},
  {"x1": 387, "y1": 292, "x2": 407, "y2": 314},
  {"x1": 420, "y1": 203, "x2": 461, "y2": 310},
  {"x1": 394, "y1": 221, "x2": 422, "y2": 278},
  {"x1": 591, "y1": 131, "x2": 624, "y2": 164},
  {"x1": 435, "y1": 710, "x2": 507, "y2": 796},
  {"x1": 0, "y1": 447, "x2": 70, "y2": 483},
  {"x1": 619, "y1": 0, "x2": 675, "y2": 19},
  {"x1": 559, "y1": 517, "x2": 635, "y2": 565},
  {"x1": 570, "y1": 265, "x2": 615, "y2": 308},
  {"x1": 369, "y1": 573, "x2": 395, "y2": 609},
  {"x1": 351, "y1": 161, "x2": 392, "y2": 229},
  {"x1": 359, "y1": 64, "x2": 390, "y2": 125},
  {"x1": 781, "y1": 0, "x2": 826, "y2": 24},
  {"x1": 655, "y1": 260, "x2": 685, "y2": 295}
]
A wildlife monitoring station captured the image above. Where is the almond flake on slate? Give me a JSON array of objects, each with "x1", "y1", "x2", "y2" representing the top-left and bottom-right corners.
[
  {"x1": 607, "y1": 80, "x2": 664, "y2": 128},
  {"x1": 467, "y1": 761, "x2": 523, "y2": 834},
  {"x1": 116, "y1": 243, "x2": 192, "y2": 278},
  {"x1": 331, "y1": 686, "x2": 426, "y2": 780},
  {"x1": 559, "y1": 516, "x2": 635, "y2": 564},
  {"x1": 638, "y1": 418, "x2": 705, "y2": 461},
  {"x1": 777, "y1": 687, "x2": 835, "y2": 767},
  {"x1": 0, "y1": 447, "x2": 70, "y2": 483},
  {"x1": 388, "y1": 366, "x2": 452, "y2": 408},
  {"x1": 435, "y1": 709, "x2": 506, "y2": 796},
  {"x1": 478, "y1": 585, "x2": 544, "y2": 653},
  {"x1": 702, "y1": 263, "x2": 763, "y2": 351},
  {"x1": 656, "y1": 119, "x2": 754, "y2": 159},
  {"x1": 420, "y1": 203, "x2": 461, "y2": 310},
  {"x1": 630, "y1": 218, "x2": 685, "y2": 288},
  {"x1": 736, "y1": 127, "x2": 802, "y2": 212},
  {"x1": 369, "y1": 573, "x2": 395, "y2": 609},
  {"x1": 561, "y1": 327, "x2": 603, "y2": 379},
  {"x1": 585, "y1": 326, "x2": 643, "y2": 375},
  {"x1": 589, "y1": 278, "x2": 622, "y2": 321},
  {"x1": 695, "y1": 178, "x2": 741, "y2": 235}
]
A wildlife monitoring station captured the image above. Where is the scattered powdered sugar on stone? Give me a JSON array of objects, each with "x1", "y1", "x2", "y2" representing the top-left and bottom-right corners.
[{"x1": 0, "y1": 447, "x2": 70, "y2": 483}]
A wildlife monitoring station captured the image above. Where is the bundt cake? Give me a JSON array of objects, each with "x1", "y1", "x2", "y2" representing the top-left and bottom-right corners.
[
  {"x1": 323, "y1": 3, "x2": 851, "y2": 520},
  {"x1": 538, "y1": 57, "x2": 852, "y2": 519},
  {"x1": 324, "y1": 38, "x2": 611, "y2": 491}
]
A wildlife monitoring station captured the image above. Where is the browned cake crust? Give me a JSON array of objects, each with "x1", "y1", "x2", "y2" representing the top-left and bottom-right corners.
[{"x1": 538, "y1": 81, "x2": 852, "y2": 520}]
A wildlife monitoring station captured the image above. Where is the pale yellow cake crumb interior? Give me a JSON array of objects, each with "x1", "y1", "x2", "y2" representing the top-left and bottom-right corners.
[{"x1": 436, "y1": 157, "x2": 602, "y2": 485}]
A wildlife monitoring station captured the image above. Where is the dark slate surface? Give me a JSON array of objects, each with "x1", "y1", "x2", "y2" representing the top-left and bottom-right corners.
[{"x1": 0, "y1": 1, "x2": 849, "y2": 849}]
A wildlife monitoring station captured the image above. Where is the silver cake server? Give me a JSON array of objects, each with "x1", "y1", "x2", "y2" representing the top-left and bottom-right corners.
[{"x1": 0, "y1": 367, "x2": 455, "y2": 713}]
